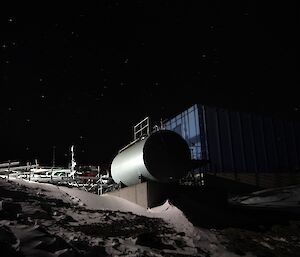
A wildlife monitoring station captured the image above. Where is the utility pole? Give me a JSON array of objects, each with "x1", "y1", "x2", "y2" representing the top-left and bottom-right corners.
[
  {"x1": 52, "y1": 146, "x2": 56, "y2": 168},
  {"x1": 70, "y1": 145, "x2": 76, "y2": 178},
  {"x1": 7, "y1": 160, "x2": 10, "y2": 180},
  {"x1": 160, "y1": 118, "x2": 165, "y2": 129}
]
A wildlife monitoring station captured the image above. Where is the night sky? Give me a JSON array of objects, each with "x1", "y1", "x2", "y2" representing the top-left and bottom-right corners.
[{"x1": 1, "y1": 2, "x2": 299, "y2": 166}]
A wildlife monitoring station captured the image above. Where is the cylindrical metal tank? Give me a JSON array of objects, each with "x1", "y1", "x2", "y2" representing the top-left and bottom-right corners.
[{"x1": 111, "y1": 130, "x2": 191, "y2": 186}]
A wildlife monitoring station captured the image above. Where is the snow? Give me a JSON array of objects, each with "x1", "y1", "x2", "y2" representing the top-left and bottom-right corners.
[
  {"x1": 149, "y1": 200, "x2": 195, "y2": 236},
  {"x1": 9, "y1": 178, "x2": 73, "y2": 204},
  {"x1": 60, "y1": 186, "x2": 149, "y2": 215},
  {"x1": 12, "y1": 178, "x2": 197, "y2": 235},
  {"x1": 229, "y1": 184, "x2": 300, "y2": 210},
  {"x1": 1, "y1": 177, "x2": 300, "y2": 256}
]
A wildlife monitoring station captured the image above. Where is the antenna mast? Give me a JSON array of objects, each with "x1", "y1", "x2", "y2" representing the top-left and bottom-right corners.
[
  {"x1": 52, "y1": 146, "x2": 56, "y2": 168},
  {"x1": 70, "y1": 145, "x2": 77, "y2": 177}
]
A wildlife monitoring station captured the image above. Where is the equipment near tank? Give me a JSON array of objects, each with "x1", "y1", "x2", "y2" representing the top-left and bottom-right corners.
[{"x1": 111, "y1": 130, "x2": 191, "y2": 186}]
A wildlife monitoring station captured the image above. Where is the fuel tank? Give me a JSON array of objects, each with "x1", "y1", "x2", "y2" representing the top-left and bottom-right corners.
[{"x1": 111, "y1": 130, "x2": 191, "y2": 186}]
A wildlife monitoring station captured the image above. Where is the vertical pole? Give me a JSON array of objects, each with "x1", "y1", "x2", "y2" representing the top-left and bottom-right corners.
[
  {"x1": 8, "y1": 160, "x2": 10, "y2": 180},
  {"x1": 29, "y1": 162, "x2": 32, "y2": 181},
  {"x1": 70, "y1": 145, "x2": 76, "y2": 178},
  {"x1": 52, "y1": 146, "x2": 56, "y2": 168},
  {"x1": 29, "y1": 162, "x2": 31, "y2": 181}
]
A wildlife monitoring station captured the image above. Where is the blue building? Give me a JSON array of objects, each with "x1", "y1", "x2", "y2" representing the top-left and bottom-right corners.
[{"x1": 164, "y1": 104, "x2": 300, "y2": 174}]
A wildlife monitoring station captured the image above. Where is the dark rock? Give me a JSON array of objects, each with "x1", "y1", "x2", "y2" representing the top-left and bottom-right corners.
[
  {"x1": 31, "y1": 210, "x2": 53, "y2": 220},
  {"x1": 38, "y1": 236, "x2": 63, "y2": 251},
  {"x1": 136, "y1": 232, "x2": 176, "y2": 250},
  {"x1": 2, "y1": 201, "x2": 22, "y2": 214},
  {"x1": 174, "y1": 239, "x2": 187, "y2": 248},
  {"x1": 176, "y1": 232, "x2": 185, "y2": 237},
  {"x1": 0, "y1": 225, "x2": 18, "y2": 247},
  {"x1": 57, "y1": 248, "x2": 78, "y2": 257},
  {"x1": 85, "y1": 246, "x2": 107, "y2": 257},
  {"x1": 57, "y1": 215, "x2": 77, "y2": 225},
  {"x1": 0, "y1": 225, "x2": 23, "y2": 257},
  {"x1": 36, "y1": 235, "x2": 80, "y2": 257},
  {"x1": 0, "y1": 243, "x2": 24, "y2": 257},
  {"x1": 62, "y1": 215, "x2": 77, "y2": 223},
  {"x1": 40, "y1": 202, "x2": 52, "y2": 213}
]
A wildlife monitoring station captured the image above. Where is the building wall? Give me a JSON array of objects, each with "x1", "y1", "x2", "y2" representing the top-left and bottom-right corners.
[
  {"x1": 210, "y1": 172, "x2": 300, "y2": 189},
  {"x1": 164, "y1": 105, "x2": 204, "y2": 161},
  {"x1": 164, "y1": 104, "x2": 300, "y2": 173},
  {"x1": 106, "y1": 182, "x2": 149, "y2": 208},
  {"x1": 105, "y1": 182, "x2": 176, "y2": 208}
]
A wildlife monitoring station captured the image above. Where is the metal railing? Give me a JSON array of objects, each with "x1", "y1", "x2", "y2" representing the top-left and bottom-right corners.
[{"x1": 133, "y1": 117, "x2": 150, "y2": 140}]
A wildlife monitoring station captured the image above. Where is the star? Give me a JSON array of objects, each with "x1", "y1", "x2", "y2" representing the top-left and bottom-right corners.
[
  {"x1": 71, "y1": 31, "x2": 79, "y2": 38},
  {"x1": 2, "y1": 44, "x2": 8, "y2": 49},
  {"x1": 8, "y1": 18, "x2": 14, "y2": 23}
]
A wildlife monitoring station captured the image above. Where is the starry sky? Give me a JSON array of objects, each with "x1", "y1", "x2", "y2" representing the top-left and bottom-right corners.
[{"x1": 1, "y1": 1, "x2": 299, "y2": 166}]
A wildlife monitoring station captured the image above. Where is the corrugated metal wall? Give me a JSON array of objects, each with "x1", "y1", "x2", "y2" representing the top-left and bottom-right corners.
[{"x1": 164, "y1": 104, "x2": 300, "y2": 173}]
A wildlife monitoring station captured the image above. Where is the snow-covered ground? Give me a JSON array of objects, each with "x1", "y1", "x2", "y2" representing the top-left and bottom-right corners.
[
  {"x1": 229, "y1": 184, "x2": 300, "y2": 210},
  {"x1": 1, "y1": 178, "x2": 300, "y2": 256}
]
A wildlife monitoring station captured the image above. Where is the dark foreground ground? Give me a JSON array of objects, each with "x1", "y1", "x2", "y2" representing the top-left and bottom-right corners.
[
  {"x1": 1, "y1": 178, "x2": 300, "y2": 256},
  {"x1": 170, "y1": 183, "x2": 300, "y2": 257}
]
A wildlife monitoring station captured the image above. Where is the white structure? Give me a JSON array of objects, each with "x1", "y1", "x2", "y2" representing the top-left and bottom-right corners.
[{"x1": 70, "y1": 145, "x2": 77, "y2": 178}]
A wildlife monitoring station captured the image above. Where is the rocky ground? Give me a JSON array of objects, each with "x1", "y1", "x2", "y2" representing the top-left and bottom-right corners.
[{"x1": 1, "y1": 178, "x2": 300, "y2": 256}]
